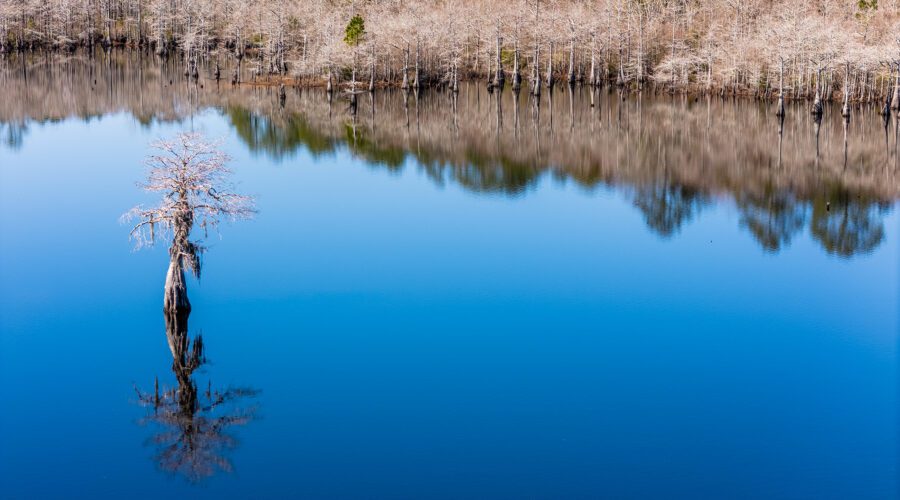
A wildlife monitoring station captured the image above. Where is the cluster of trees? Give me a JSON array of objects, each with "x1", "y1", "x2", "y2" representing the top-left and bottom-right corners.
[{"x1": 2, "y1": 0, "x2": 900, "y2": 101}]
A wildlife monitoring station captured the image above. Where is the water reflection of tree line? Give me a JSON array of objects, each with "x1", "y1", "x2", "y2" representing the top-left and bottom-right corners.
[
  {"x1": 4, "y1": 52, "x2": 898, "y2": 257},
  {"x1": 228, "y1": 89, "x2": 895, "y2": 257}
]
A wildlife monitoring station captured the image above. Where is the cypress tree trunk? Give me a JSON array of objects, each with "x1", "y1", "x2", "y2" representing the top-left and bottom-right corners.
[
  {"x1": 368, "y1": 43, "x2": 376, "y2": 92},
  {"x1": 776, "y1": 59, "x2": 785, "y2": 117},
  {"x1": 512, "y1": 39, "x2": 521, "y2": 90},
  {"x1": 546, "y1": 41, "x2": 554, "y2": 89},
  {"x1": 164, "y1": 198, "x2": 193, "y2": 314},
  {"x1": 842, "y1": 63, "x2": 851, "y2": 119},
  {"x1": 892, "y1": 63, "x2": 900, "y2": 111},
  {"x1": 401, "y1": 43, "x2": 410, "y2": 90},
  {"x1": 811, "y1": 69, "x2": 823, "y2": 116},
  {"x1": 414, "y1": 40, "x2": 421, "y2": 89},
  {"x1": 495, "y1": 26, "x2": 504, "y2": 87},
  {"x1": 163, "y1": 255, "x2": 191, "y2": 313}
]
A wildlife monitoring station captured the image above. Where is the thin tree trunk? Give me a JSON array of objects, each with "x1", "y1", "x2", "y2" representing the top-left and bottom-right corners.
[
  {"x1": 546, "y1": 41, "x2": 553, "y2": 89},
  {"x1": 402, "y1": 42, "x2": 410, "y2": 89},
  {"x1": 369, "y1": 43, "x2": 376, "y2": 92},
  {"x1": 776, "y1": 58, "x2": 784, "y2": 117},
  {"x1": 512, "y1": 38, "x2": 520, "y2": 90},
  {"x1": 892, "y1": 63, "x2": 900, "y2": 111},
  {"x1": 495, "y1": 24, "x2": 504, "y2": 87},
  {"x1": 842, "y1": 62, "x2": 851, "y2": 118},
  {"x1": 414, "y1": 39, "x2": 421, "y2": 89}
]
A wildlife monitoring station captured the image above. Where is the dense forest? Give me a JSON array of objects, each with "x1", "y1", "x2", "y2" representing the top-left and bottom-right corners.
[{"x1": 1, "y1": 0, "x2": 900, "y2": 104}]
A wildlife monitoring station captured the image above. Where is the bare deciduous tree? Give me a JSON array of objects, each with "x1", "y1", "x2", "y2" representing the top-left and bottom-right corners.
[{"x1": 123, "y1": 132, "x2": 255, "y2": 312}]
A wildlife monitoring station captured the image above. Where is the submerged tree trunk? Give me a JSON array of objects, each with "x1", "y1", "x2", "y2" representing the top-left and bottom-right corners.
[
  {"x1": 163, "y1": 256, "x2": 191, "y2": 313},
  {"x1": 811, "y1": 69, "x2": 823, "y2": 116},
  {"x1": 163, "y1": 194, "x2": 196, "y2": 313}
]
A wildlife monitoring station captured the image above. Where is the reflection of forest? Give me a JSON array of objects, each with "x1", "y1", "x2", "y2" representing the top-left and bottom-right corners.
[{"x1": 2, "y1": 51, "x2": 897, "y2": 256}]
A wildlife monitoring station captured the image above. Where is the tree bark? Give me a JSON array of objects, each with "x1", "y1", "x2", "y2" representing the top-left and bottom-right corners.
[
  {"x1": 546, "y1": 41, "x2": 554, "y2": 89},
  {"x1": 401, "y1": 43, "x2": 410, "y2": 90},
  {"x1": 892, "y1": 63, "x2": 900, "y2": 111},
  {"x1": 775, "y1": 58, "x2": 784, "y2": 117},
  {"x1": 369, "y1": 43, "x2": 376, "y2": 92},
  {"x1": 512, "y1": 39, "x2": 521, "y2": 90},
  {"x1": 163, "y1": 256, "x2": 191, "y2": 313},
  {"x1": 842, "y1": 63, "x2": 851, "y2": 119},
  {"x1": 495, "y1": 25, "x2": 504, "y2": 87},
  {"x1": 414, "y1": 40, "x2": 421, "y2": 89},
  {"x1": 567, "y1": 36, "x2": 575, "y2": 85}
]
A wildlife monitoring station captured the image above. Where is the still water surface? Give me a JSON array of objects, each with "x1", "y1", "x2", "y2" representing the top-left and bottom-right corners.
[{"x1": 0, "y1": 53, "x2": 898, "y2": 498}]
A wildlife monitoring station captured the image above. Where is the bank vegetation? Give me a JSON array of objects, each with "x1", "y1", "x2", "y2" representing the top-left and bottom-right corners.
[{"x1": 2, "y1": 0, "x2": 900, "y2": 106}]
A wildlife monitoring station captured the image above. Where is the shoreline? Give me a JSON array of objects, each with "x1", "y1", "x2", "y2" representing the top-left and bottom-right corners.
[{"x1": 3, "y1": 48, "x2": 896, "y2": 109}]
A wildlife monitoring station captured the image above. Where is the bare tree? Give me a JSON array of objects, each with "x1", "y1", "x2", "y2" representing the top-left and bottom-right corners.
[
  {"x1": 2, "y1": 0, "x2": 900, "y2": 101},
  {"x1": 123, "y1": 132, "x2": 255, "y2": 312},
  {"x1": 122, "y1": 133, "x2": 259, "y2": 483}
]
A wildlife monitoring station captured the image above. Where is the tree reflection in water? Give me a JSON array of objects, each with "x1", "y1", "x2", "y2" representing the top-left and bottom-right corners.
[
  {"x1": 135, "y1": 308, "x2": 259, "y2": 482},
  {"x1": 5, "y1": 51, "x2": 899, "y2": 257},
  {"x1": 632, "y1": 181, "x2": 709, "y2": 238},
  {"x1": 811, "y1": 188, "x2": 890, "y2": 258},
  {"x1": 737, "y1": 188, "x2": 807, "y2": 253},
  {"x1": 126, "y1": 132, "x2": 259, "y2": 482}
]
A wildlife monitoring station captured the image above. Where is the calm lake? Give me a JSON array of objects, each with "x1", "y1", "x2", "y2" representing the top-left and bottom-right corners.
[{"x1": 1, "y1": 52, "x2": 898, "y2": 498}]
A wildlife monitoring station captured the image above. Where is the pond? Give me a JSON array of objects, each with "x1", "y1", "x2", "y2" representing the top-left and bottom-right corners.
[{"x1": 0, "y1": 52, "x2": 898, "y2": 498}]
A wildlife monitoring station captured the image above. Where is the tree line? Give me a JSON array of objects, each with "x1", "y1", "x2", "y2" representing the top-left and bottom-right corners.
[{"x1": 2, "y1": 0, "x2": 900, "y2": 105}]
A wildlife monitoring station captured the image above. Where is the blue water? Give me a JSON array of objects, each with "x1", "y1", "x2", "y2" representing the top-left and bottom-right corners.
[{"x1": 1, "y1": 108, "x2": 898, "y2": 498}]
